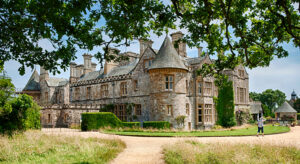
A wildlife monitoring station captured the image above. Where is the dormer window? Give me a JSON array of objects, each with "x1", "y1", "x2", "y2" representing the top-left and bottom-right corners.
[{"x1": 144, "y1": 59, "x2": 153, "y2": 69}]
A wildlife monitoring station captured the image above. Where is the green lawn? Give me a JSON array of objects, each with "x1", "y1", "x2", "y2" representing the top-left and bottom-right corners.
[
  {"x1": 102, "y1": 125, "x2": 290, "y2": 137},
  {"x1": 0, "y1": 130, "x2": 125, "y2": 164},
  {"x1": 163, "y1": 141, "x2": 300, "y2": 164}
]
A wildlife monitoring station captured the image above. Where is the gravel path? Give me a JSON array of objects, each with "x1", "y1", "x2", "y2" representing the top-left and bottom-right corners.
[{"x1": 42, "y1": 126, "x2": 300, "y2": 164}]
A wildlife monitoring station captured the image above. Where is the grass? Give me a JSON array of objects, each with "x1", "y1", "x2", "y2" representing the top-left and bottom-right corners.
[
  {"x1": 102, "y1": 125, "x2": 290, "y2": 137},
  {"x1": 163, "y1": 141, "x2": 300, "y2": 164},
  {"x1": 0, "y1": 130, "x2": 126, "y2": 164}
]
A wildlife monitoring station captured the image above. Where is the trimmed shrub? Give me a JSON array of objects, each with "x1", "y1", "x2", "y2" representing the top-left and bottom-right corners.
[
  {"x1": 143, "y1": 121, "x2": 170, "y2": 129},
  {"x1": 81, "y1": 112, "x2": 122, "y2": 131},
  {"x1": 122, "y1": 122, "x2": 140, "y2": 128}
]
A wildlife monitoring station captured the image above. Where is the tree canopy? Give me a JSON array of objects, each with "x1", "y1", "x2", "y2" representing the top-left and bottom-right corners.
[
  {"x1": 250, "y1": 89, "x2": 286, "y2": 117},
  {"x1": 1, "y1": 0, "x2": 299, "y2": 75}
]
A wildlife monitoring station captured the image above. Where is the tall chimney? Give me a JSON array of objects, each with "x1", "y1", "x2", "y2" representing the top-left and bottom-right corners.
[
  {"x1": 139, "y1": 38, "x2": 153, "y2": 55},
  {"x1": 104, "y1": 47, "x2": 120, "y2": 75},
  {"x1": 170, "y1": 31, "x2": 187, "y2": 57},
  {"x1": 76, "y1": 65, "x2": 84, "y2": 77},
  {"x1": 39, "y1": 66, "x2": 49, "y2": 82},
  {"x1": 91, "y1": 62, "x2": 97, "y2": 72},
  {"x1": 198, "y1": 47, "x2": 203, "y2": 57},
  {"x1": 83, "y1": 53, "x2": 92, "y2": 74},
  {"x1": 69, "y1": 62, "x2": 77, "y2": 83}
]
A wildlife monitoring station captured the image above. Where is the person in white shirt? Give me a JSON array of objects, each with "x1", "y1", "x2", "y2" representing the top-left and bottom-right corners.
[{"x1": 257, "y1": 117, "x2": 265, "y2": 137}]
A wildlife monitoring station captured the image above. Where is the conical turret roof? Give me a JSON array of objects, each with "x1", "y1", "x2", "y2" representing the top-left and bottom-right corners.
[
  {"x1": 148, "y1": 36, "x2": 187, "y2": 71},
  {"x1": 23, "y1": 69, "x2": 40, "y2": 91}
]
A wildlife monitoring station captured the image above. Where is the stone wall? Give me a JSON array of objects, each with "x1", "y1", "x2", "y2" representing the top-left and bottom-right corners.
[{"x1": 41, "y1": 104, "x2": 99, "y2": 128}]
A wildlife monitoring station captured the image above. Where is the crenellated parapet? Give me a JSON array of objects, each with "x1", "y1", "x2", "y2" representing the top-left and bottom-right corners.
[{"x1": 70, "y1": 74, "x2": 132, "y2": 87}]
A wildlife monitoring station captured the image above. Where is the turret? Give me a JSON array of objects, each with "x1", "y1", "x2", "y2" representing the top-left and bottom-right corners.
[
  {"x1": 170, "y1": 31, "x2": 187, "y2": 57},
  {"x1": 291, "y1": 90, "x2": 297, "y2": 101},
  {"x1": 148, "y1": 36, "x2": 188, "y2": 127}
]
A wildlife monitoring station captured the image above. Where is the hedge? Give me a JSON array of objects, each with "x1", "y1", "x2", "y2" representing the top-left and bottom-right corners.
[
  {"x1": 122, "y1": 122, "x2": 140, "y2": 128},
  {"x1": 297, "y1": 113, "x2": 300, "y2": 120},
  {"x1": 81, "y1": 112, "x2": 122, "y2": 131},
  {"x1": 143, "y1": 121, "x2": 170, "y2": 129}
]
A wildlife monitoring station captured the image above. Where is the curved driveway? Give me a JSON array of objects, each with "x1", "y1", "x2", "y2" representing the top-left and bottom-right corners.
[{"x1": 42, "y1": 126, "x2": 300, "y2": 164}]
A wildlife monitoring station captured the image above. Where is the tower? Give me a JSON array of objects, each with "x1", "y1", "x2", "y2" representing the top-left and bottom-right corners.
[
  {"x1": 291, "y1": 90, "x2": 297, "y2": 101},
  {"x1": 148, "y1": 36, "x2": 188, "y2": 127}
]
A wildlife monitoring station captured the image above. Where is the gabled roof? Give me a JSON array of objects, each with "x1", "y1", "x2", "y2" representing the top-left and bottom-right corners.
[
  {"x1": 23, "y1": 70, "x2": 40, "y2": 91},
  {"x1": 185, "y1": 56, "x2": 206, "y2": 65},
  {"x1": 148, "y1": 36, "x2": 187, "y2": 71},
  {"x1": 250, "y1": 101, "x2": 263, "y2": 114},
  {"x1": 275, "y1": 101, "x2": 297, "y2": 113},
  {"x1": 46, "y1": 77, "x2": 68, "y2": 87}
]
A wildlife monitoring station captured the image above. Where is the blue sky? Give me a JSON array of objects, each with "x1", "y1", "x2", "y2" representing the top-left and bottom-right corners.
[{"x1": 4, "y1": 25, "x2": 300, "y2": 99}]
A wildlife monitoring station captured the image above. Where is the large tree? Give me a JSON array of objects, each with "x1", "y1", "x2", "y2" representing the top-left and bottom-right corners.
[
  {"x1": 294, "y1": 98, "x2": 300, "y2": 113},
  {"x1": 1, "y1": 0, "x2": 299, "y2": 75}
]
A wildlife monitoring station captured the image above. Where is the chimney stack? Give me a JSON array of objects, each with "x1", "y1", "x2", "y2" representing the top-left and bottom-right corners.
[
  {"x1": 104, "y1": 47, "x2": 120, "y2": 75},
  {"x1": 39, "y1": 66, "x2": 49, "y2": 82},
  {"x1": 91, "y1": 62, "x2": 97, "y2": 72},
  {"x1": 83, "y1": 53, "x2": 92, "y2": 74},
  {"x1": 139, "y1": 38, "x2": 153, "y2": 55},
  {"x1": 76, "y1": 65, "x2": 84, "y2": 77},
  {"x1": 170, "y1": 31, "x2": 187, "y2": 57},
  {"x1": 69, "y1": 62, "x2": 77, "y2": 83},
  {"x1": 198, "y1": 47, "x2": 203, "y2": 57}
]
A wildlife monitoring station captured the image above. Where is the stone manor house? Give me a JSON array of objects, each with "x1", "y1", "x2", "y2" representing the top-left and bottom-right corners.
[{"x1": 21, "y1": 31, "x2": 250, "y2": 130}]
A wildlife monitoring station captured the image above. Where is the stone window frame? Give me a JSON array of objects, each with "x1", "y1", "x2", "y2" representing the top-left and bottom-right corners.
[
  {"x1": 133, "y1": 80, "x2": 139, "y2": 91},
  {"x1": 167, "y1": 105, "x2": 173, "y2": 116},
  {"x1": 197, "y1": 81, "x2": 202, "y2": 96},
  {"x1": 165, "y1": 74, "x2": 174, "y2": 91},
  {"x1": 47, "y1": 113, "x2": 51, "y2": 124},
  {"x1": 101, "y1": 84, "x2": 109, "y2": 98},
  {"x1": 144, "y1": 58, "x2": 153, "y2": 70},
  {"x1": 115, "y1": 104, "x2": 127, "y2": 121},
  {"x1": 86, "y1": 86, "x2": 91, "y2": 100},
  {"x1": 204, "y1": 81, "x2": 212, "y2": 96},
  {"x1": 75, "y1": 87, "x2": 80, "y2": 100},
  {"x1": 63, "y1": 113, "x2": 68, "y2": 123},
  {"x1": 204, "y1": 104, "x2": 213, "y2": 123},
  {"x1": 186, "y1": 103, "x2": 190, "y2": 115},
  {"x1": 186, "y1": 80, "x2": 189, "y2": 94},
  {"x1": 120, "y1": 82, "x2": 128, "y2": 96},
  {"x1": 59, "y1": 89, "x2": 63, "y2": 103},
  {"x1": 135, "y1": 104, "x2": 142, "y2": 116},
  {"x1": 237, "y1": 87, "x2": 246, "y2": 103},
  {"x1": 197, "y1": 104, "x2": 203, "y2": 123}
]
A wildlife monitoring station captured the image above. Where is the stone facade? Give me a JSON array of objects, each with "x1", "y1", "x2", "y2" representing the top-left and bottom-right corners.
[{"x1": 22, "y1": 32, "x2": 250, "y2": 129}]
